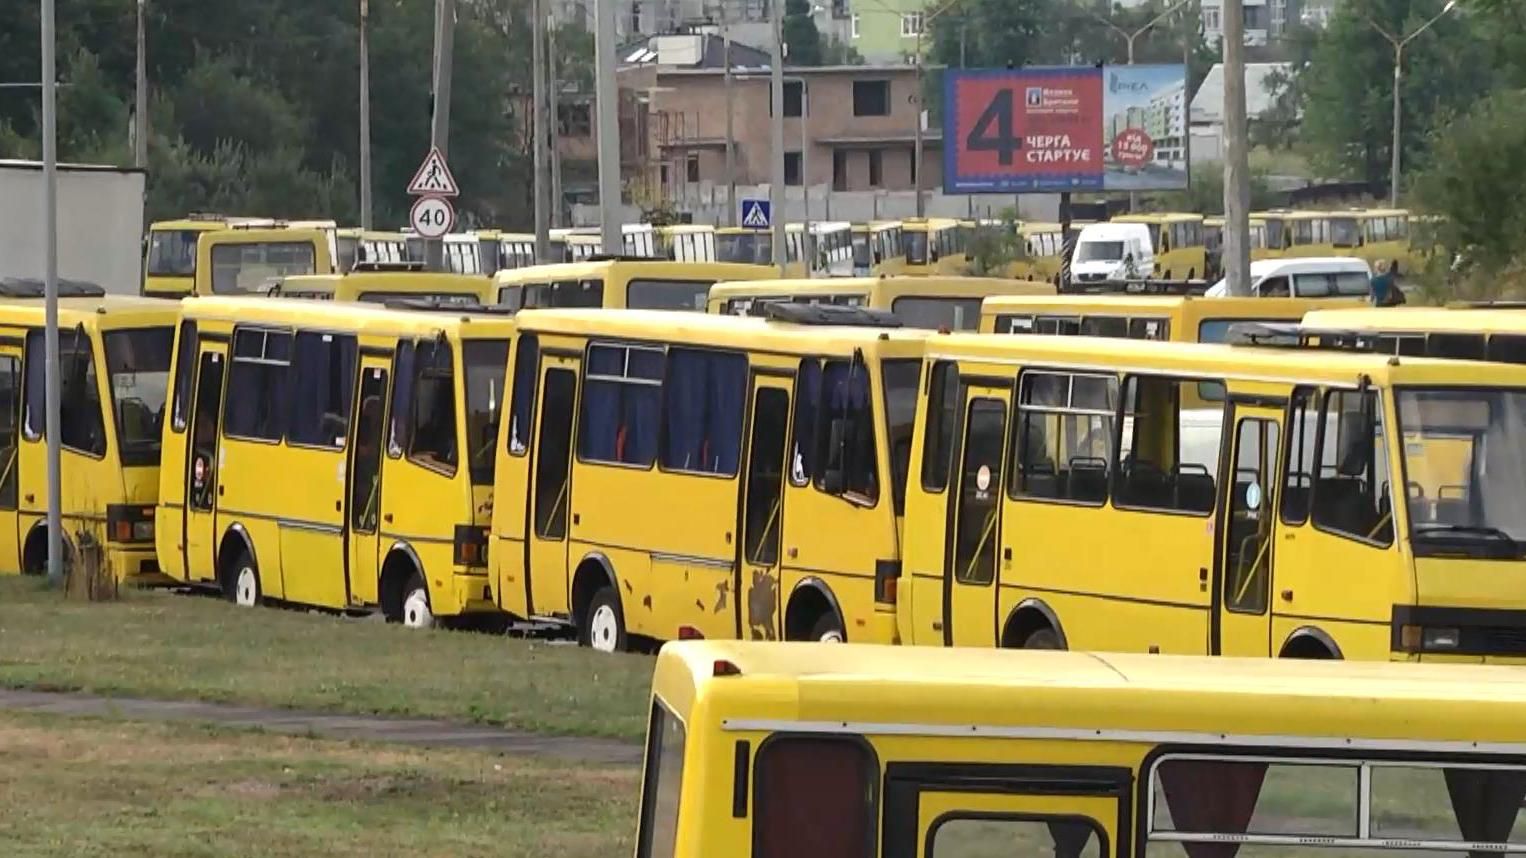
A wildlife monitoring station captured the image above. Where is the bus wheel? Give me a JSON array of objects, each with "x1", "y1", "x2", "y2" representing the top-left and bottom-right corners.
[
  {"x1": 810, "y1": 613, "x2": 845, "y2": 643},
  {"x1": 1022, "y1": 627, "x2": 1063, "y2": 650},
  {"x1": 1187, "y1": 267, "x2": 1196, "y2": 280},
  {"x1": 401, "y1": 572, "x2": 434, "y2": 630},
  {"x1": 580, "y1": 587, "x2": 626, "y2": 653},
  {"x1": 229, "y1": 553, "x2": 262, "y2": 608}
]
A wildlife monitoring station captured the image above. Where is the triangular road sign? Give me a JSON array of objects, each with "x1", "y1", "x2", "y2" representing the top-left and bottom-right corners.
[
  {"x1": 407, "y1": 147, "x2": 460, "y2": 197},
  {"x1": 741, "y1": 200, "x2": 770, "y2": 228}
]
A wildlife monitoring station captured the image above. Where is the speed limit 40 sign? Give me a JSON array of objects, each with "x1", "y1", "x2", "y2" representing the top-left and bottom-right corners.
[{"x1": 410, "y1": 195, "x2": 455, "y2": 239}]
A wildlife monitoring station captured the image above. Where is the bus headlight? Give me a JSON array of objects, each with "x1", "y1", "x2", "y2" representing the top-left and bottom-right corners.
[{"x1": 1422, "y1": 627, "x2": 1462, "y2": 650}]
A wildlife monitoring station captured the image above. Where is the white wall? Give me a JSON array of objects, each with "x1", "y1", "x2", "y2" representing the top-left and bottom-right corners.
[{"x1": 0, "y1": 161, "x2": 146, "y2": 295}]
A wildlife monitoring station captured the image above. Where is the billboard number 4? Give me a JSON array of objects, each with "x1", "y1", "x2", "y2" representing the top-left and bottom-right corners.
[{"x1": 966, "y1": 89, "x2": 1021, "y2": 166}]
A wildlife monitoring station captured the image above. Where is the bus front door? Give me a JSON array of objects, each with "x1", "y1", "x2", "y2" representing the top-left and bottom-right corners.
[
  {"x1": 943, "y1": 384, "x2": 1011, "y2": 649},
  {"x1": 0, "y1": 344, "x2": 20, "y2": 573},
  {"x1": 1215, "y1": 405, "x2": 1282, "y2": 657},
  {"x1": 887, "y1": 767, "x2": 1122, "y2": 858},
  {"x1": 526, "y1": 355, "x2": 580, "y2": 619},
  {"x1": 346, "y1": 360, "x2": 390, "y2": 606},
  {"x1": 738, "y1": 374, "x2": 791, "y2": 640},
  {"x1": 183, "y1": 343, "x2": 228, "y2": 585}
]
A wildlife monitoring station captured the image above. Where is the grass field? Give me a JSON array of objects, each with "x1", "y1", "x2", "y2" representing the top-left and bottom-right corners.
[
  {"x1": 0, "y1": 577, "x2": 651, "y2": 741},
  {"x1": 0, "y1": 711, "x2": 636, "y2": 857}
]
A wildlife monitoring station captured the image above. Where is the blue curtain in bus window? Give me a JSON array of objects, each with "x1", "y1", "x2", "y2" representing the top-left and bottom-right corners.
[
  {"x1": 288, "y1": 333, "x2": 358, "y2": 448},
  {"x1": 389, "y1": 341, "x2": 416, "y2": 456},
  {"x1": 791, "y1": 360, "x2": 821, "y2": 484},
  {"x1": 661, "y1": 349, "x2": 708, "y2": 471},
  {"x1": 579, "y1": 345, "x2": 623, "y2": 463},
  {"x1": 706, "y1": 352, "x2": 746, "y2": 475},
  {"x1": 624, "y1": 348, "x2": 662, "y2": 466}
]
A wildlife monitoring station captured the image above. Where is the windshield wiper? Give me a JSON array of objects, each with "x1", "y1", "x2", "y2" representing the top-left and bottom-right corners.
[{"x1": 1413, "y1": 523, "x2": 1516, "y2": 541}]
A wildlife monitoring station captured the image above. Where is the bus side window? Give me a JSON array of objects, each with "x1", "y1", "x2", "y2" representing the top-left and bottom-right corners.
[
  {"x1": 407, "y1": 340, "x2": 459, "y2": 474},
  {"x1": 1011, "y1": 370, "x2": 1116, "y2": 505},
  {"x1": 224, "y1": 328, "x2": 292, "y2": 444},
  {"x1": 507, "y1": 334, "x2": 539, "y2": 456},
  {"x1": 169, "y1": 320, "x2": 199, "y2": 433},
  {"x1": 815, "y1": 357, "x2": 878, "y2": 502},
  {"x1": 754, "y1": 736, "x2": 876, "y2": 858},
  {"x1": 921, "y1": 361, "x2": 962, "y2": 493},
  {"x1": 580, "y1": 342, "x2": 663, "y2": 467},
  {"x1": 25, "y1": 328, "x2": 107, "y2": 456},
  {"x1": 1115, "y1": 376, "x2": 1224, "y2": 515},
  {"x1": 288, "y1": 332, "x2": 358, "y2": 449},
  {"x1": 388, "y1": 341, "x2": 416, "y2": 457},
  {"x1": 1312, "y1": 389, "x2": 1392, "y2": 545},
  {"x1": 790, "y1": 359, "x2": 821, "y2": 486}
]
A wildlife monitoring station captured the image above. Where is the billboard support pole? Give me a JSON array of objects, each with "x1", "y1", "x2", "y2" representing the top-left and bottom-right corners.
[{"x1": 1058, "y1": 191, "x2": 1073, "y2": 294}]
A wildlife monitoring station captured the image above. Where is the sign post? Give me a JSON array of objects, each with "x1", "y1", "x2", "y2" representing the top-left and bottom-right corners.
[{"x1": 740, "y1": 198, "x2": 772, "y2": 230}]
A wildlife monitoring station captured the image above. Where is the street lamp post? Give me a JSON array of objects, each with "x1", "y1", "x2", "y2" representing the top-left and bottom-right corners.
[
  {"x1": 1366, "y1": 0, "x2": 1458, "y2": 207},
  {"x1": 359, "y1": 0, "x2": 372, "y2": 229}
]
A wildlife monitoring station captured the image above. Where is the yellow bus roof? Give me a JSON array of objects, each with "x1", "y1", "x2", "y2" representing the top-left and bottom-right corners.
[
  {"x1": 277, "y1": 272, "x2": 492, "y2": 298},
  {"x1": 179, "y1": 295, "x2": 515, "y2": 338},
  {"x1": 709, "y1": 276, "x2": 1053, "y2": 302},
  {"x1": 1113, "y1": 212, "x2": 1204, "y2": 224},
  {"x1": 1302, "y1": 306, "x2": 1526, "y2": 335},
  {"x1": 927, "y1": 325, "x2": 1526, "y2": 388},
  {"x1": 653, "y1": 641, "x2": 1526, "y2": 747},
  {"x1": 516, "y1": 307, "x2": 929, "y2": 354},
  {"x1": 0, "y1": 295, "x2": 178, "y2": 329},
  {"x1": 494, "y1": 260, "x2": 780, "y2": 285},
  {"x1": 981, "y1": 294, "x2": 1365, "y2": 317}
]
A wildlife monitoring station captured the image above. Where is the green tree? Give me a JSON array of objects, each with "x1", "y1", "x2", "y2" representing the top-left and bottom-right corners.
[
  {"x1": 929, "y1": 0, "x2": 1062, "y2": 70},
  {"x1": 783, "y1": 0, "x2": 825, "y2": 66}
]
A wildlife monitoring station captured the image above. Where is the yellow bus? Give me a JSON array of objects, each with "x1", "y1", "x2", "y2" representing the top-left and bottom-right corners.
[
  {"x1": 1205, "y1": 215, "x2": 1272, "y2": 274},
  {"x1": 1011, "y1": 221, "x2": 1066, "y2": 284},
  {"x1": 0, "y1": 283, "x2": 177, "y2": 583},
  {"x1": 143, "y1": 226, "x2": 334, "y2": 299},
  {"x1": 655, "y1": 225, "x2": 717, "y2": 263},
  {"x1": 493, "y1": 259, "x2": 777, "y2": 311},
  {"x1": 334, "y1": 229, "x2": 409, "y2": 273},
  {"x1": 274, "y1": 271, "x2": 495, "y2": 305},
  {"x1": 901, "y1": 218, "x2": 966, "y2": 275},
  {"x1": 1113, "y1": 213, "x2": 1208, "y2": 280},
  {"x1": 850, "y1": 221, "x2": 906, "y2": 276},
  {"x1": 1324, "y1": 208, "x2": 1417, "y2": 274},
  {"x1": 640, "y1": 639, "x2": 1526, "y2": 858},
  {"x1": 1300, "y1": 305, "x2": 1526, "y2": 362},
  {"x1": 979, "y1": 293, "x2": 1367, "y2": 341},
  {"x1": 716, "y1": 227, "x2": 804, "y2": 275},
  {"x1": 489, "y1": 306, "x2": 928, "y2": 650},
  {"x1": 143, "y1": 216, "x2": 268, "y2": 296},
  {"x1": 155, "y1": 297, "x2": 514, "y2": 628},
  {"x1": 709, "y1": 276, "x2": 1054, "y2": 330},
  {"x1": 898, "y1": 331, "x2": 1526, "y2": 660},
  {"x1": 1257, "y1": 210, "x2": 1338, "y2": 258}
]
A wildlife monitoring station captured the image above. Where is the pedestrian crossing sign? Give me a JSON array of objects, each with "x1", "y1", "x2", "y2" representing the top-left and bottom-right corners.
[
  {"x1": 740, "y1": 199, "x2": 771, "y2": 229},
  {"x1": 407, "y1": 147, "x2": 460, "y2": 197}
]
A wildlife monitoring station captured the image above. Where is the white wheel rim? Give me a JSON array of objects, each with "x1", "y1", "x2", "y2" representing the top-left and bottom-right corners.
[
  {"x1": 589, "y1": 604, "x2": 619, "y2": 653},
  {"x1": 402, "y1": 587, "x2": 433, "y2": 629},
  {"x1": 819, "y1": 627, "x2": 844, "y2": 643},
  {"x1": 235, "y1": 566, "x2": 258, "y2": 607}
]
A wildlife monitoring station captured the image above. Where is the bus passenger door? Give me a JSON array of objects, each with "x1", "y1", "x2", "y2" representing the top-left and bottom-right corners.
[
  {"x1": 0, "y1": 344, "x2": 21, "y2": 573},
  {"x1": 184, "y1": 344, "x2": 228, "y2": 584},
  {"x1": 526, "y1": 355, "x2": 580, "y2": 618},
  {"x1": 887, "y1": 769, "x2": 1121, "y2": 858},
  {"x1": 738, "y1": 374, "x2": 791, "y2": 640},
  {"x1": 1215, "y1": 405, "x2": 1282, "y2": 657},
  {"x1": 943, "y1": 385, "x2": 1010, "y2": 649},
  {"x1": 346, "y1": 360, "x2": 390, "y2": 606}
]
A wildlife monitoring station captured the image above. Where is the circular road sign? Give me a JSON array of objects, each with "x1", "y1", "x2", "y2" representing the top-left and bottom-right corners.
[{"x1": 409, "y1": 195, "x2": 455, "y2": 239}]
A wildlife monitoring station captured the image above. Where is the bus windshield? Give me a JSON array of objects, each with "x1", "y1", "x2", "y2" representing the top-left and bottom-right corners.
[
  {"x1": 146, "y1": 230, "x2": 200, "y2": 277},
  {"x1": 1398, "y1": 388, "x2": 1526, "y2": 558},
  {"x1": 716, "y1": 232, "x2": 772, "y2": 265},
  {"x1": 104, "y1": 327, "x2": 174, "y2": 466},
  {"x1": 852, "y1": 234, "x2": 872, "y2": 267},
  {"x1": 903, "y1": 232, "x2": 928, "y2": 265},
  {"x1": 627, "y1": 279, "x2": 711, "y2": 311},
  {"x1": 1330, "y1": 217, "x2": 1362, "y2": 248},
  {"x1": 210, "y1": 242, "x2": 317, "y2": 294},
  {"x1": 463, "y1": 340, "x2": 510, "y2": 485}
]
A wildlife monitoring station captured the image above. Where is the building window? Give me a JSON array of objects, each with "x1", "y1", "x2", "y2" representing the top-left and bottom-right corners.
[
  {"x1": 868, "y1": 150, "x2": 883, "y2": 187},
  {"x1": 833, "y1": 150, "x2": 848, "y2": 191},
  {"x1": 1204, "y1": 7, "x2": 1221, "y2": 29},
  {"x1": 784, "y1": 80, "x2": 803, "y2": 117},
  {"x1": 850, "y1": 13, "x2": 860, "y2": 37},
  {"x1": 1244, "y1": 5, "x2": 1267, "y2": 29},
  {"x1": 785, "y1": 152, "x2": 802, "y2": 186},
  {"x1": 900, "y1": 12, "x2": 924, "y2": 36},
  {"x1": 908, "y1": 148, "x2": 916, "y2": 184},
  {"x1": 853, "y1": 80, "x2": 889, "y2": 116},
  {"x1": 686, "y1": 154, "x2": 700, "y2": 183}
]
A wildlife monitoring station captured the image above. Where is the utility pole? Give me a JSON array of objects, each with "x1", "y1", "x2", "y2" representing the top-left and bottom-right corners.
[
  {"x1": 1221, "y1": 0, "x2": 1251, "y2": 296},
  {"x1": 800, "y1": 81, "x2": 811, "y2": 276},
  {"x1": 913, "y1": 26, "x2": 924, "y2": 218},
  {"x1": 41, "y1": 0, "x2": 63, "y2": 587},
  {"x1": 532, "y1": 0, "x2": 551, "y2": 262},
  {"x1": 595, "y1": 0, "x2": 622, "y2": 256},
  {"x1": 359, "y1": 0, "x2": 373, "y2": 229},
  {"x1": 426, "y1": 0, "x2": 456, "y2": 271},
  {"x1": 134, "y1": 0, "x2": 148, "y2": 169},
  {"x1": 548, "y1": 11, "x2": 563, "y2": 228},
  {"x1": 723, "y1": 3, "x2": 736, "y2": 227},
  {"x1": 769, "y1": 0, "x2": 785, "y2": 270}
]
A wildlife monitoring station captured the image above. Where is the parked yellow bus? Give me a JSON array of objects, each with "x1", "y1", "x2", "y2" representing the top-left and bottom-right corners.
[
  {"x1": 898, "y1": 331, "x2": 1526, "y2": 660},
  {"x1": 1325, "y1": 208, "x2": 1418, "y2": 274},
  {"x1": 1113, "y1": 213, "x2": 1208, "y2": 280},
  {"x1": 274, "y1": 271, "x2": 495, "y2": 305},
  {"x1": 334, "y1": 229, "x2": 409, "y2": 273},
  {"x1": 655, "y1": 225, "x2": 718, "y2": 262},
  {"x1": 1257, "y1": 210, "x2": 1338, "y2": 257},
  {"x1": 901, "y1": 218, "x2": 966, "y2": 275},
  {"x1": 155, "y1": 297, "x2": 514, "y2": 629},
  {"x1": 979, "y1": 293, "x2": 1367, "y2": 341},
  {"x1": 1300, "y1": 305, "x2": 1526, "y2": 362},
  {"x1": 1205, "y1": 215, "x2": 1272, "y2": 274},
  {"x1": 144, "y1": 226, "x2": 334, "y2": 299},
  {"x1": 493, "y1": 259, "x2": 776, "y2": 311},
  {"x1": 489, "y1": 306, "x2": 928, "y2": 650},
  {"x1": 850, "y1": 221, "x2": 906, "y2": 276},
  {"x1": 143, "y1": 216, "x2": 261, "y2": 296},
  {"x1": 0, "y1": 283, "x2": 177, "y2": 583},
  {"x1": 1010, "y1": 221, "x2": 1067, "y2": 284},
  {"x1": 709, "y1": 276, "x2": 1053, "y2": 330},
  {"x1": 640, "y1": 639, "x2": 1526, "y2": 858}
]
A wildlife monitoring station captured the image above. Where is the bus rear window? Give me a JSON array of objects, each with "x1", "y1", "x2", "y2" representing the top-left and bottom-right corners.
[
  {"x1": 755, "y1": 736, "x2": 876, "y2": 858},
  {"x1": 891, "y1": 297, "x2": 983, "y2": 331},
  {"x1": 104, "y1": 328, "x2": 174, "y2": 466},
  {"x1": 636, "y1": 702, "x2": 686, "y2": 858},
  {"x1": 524, "y1": 279, "x2": 604, "y2": 308},
  {"x1": 211, "y1": 242, "x2": 316, "y2": 294},
  {"x1": 627, "y1": 279, "x2": 712, "y2": 312},
  {"x1": 146, "y1": 230, "x2": 200, "y2": 277},
  {"x1": 463, "y1": 340, "x2": 510, "y2": 485}
]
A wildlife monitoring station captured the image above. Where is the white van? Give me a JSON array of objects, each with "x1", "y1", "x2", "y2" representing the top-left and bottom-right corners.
[
  {"x1": 1205, "y1": 256, "x2": 1372, "y2": 298},
  {"x1": 1071, "y1": 222, "x2": 1156, "y2": 283}
]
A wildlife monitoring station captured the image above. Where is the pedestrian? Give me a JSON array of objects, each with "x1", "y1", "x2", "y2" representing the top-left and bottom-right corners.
[{"x1": 1370, "y1": 259, "x2": 1399, "y2": 306}]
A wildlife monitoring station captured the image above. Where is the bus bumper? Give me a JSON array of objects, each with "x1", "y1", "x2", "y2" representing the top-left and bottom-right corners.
[
  {"x1": 448, "y1": 569, "x2": 500, "y2": 616},
  {"x1": 864, "y1": 607, "x2": 900, "y2": 646},
  {"x1": 108, "y1": 546, "x2": 173, "y2": 586}
]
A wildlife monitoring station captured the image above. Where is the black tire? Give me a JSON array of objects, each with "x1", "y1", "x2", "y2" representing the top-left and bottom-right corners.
[
  {"x1": 810, "y1": 612, "x2": 846, "y2": 643},
  {"x1": 224, "y1": 550, "x2": 262, "y2": 608},
  {"x1": 579, "y1": 587, "x2": 627, "y2": 653},
  {"x1": 1023, "y1": 627, "x2": 1063, "y2": 650}
]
